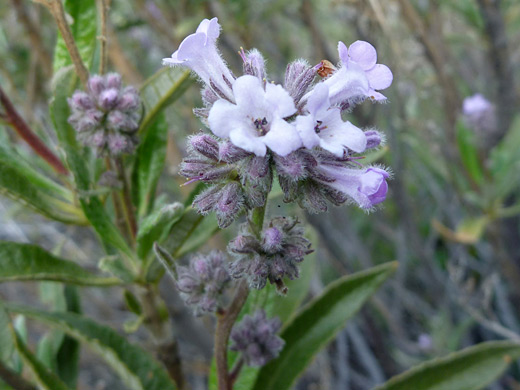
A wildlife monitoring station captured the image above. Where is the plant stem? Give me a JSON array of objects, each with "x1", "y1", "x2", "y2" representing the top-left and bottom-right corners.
[
  {"x1": 0, "y1": 86, "x2": 68, "y2": 175},
  {"x1": 114, "y1": 157, "x2": 137, "y2": 241},
  {"x1": 37, "y1": 0, "x2": 90, "y2": 87},
  {"x1": 97, "y1": 0, "x2": 110, "y2": 75},
  {"x1": 214, "y1": 204, "x2": 266, "y2": 389},
  {"x1": 104, "y1": 157, "x2": 130, "y2": 240},
  {"x1": 0, "y1": 360, "x2": 37, "y2": 390},
  {"x1": 229, "y1": 357, "x2": 245, "y2": 386},
  {"x1": 215, "y1": 280, "x2": 250, "y2": 390}
]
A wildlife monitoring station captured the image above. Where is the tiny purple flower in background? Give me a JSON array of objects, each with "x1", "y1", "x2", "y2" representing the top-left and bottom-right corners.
[
  {"x1": 230, "y1": 309, "x2": 285, "y2": 366},
  {"x1": 462, "y1": 93, "x2": 496, "y2": 134},
  {"x1": 295, "y1": 83, "x2": 367, "y2": 156},
  {"x1": 68, "y1": 73, "x2": 141, "y2": 156},
  {"x1": 175, "y1": 251, "x2": 231, "y2": 316},
  {"x1": 208, "y1": 75, "x2": 301, "y2": 157},
  {"x1": 162, "y1": 18, "x2": 235, "y2": 101}
]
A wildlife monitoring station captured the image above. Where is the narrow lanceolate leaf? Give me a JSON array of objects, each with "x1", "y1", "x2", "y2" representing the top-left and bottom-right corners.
[
  {"x1": 0, "y1": 242, "x2": 121, "y2": 286},
  {"x1": 5, "y1": 305, "x2": 176, "y2": 390},
  {"x1": 53, "y1": 0, "x2": 97, "y2": 73},
  {"x1": 252, "y1": 262, "x2": 397, "y2": 390},
  {"x1": 132, "y1": 114, "x2": 169, "y2": 220},
  {"x1": 374, "y1": 341, "x2": 520, "y2": 390},
  {"x1": 456, "y1": 120, "x2": 483, "y2": 186},
  {"x1": 12, "y1": 330, "x2": 71, "y2": 390},
  {"x1": 139, "y1": 67, "x2": 194, "y2": 133},
  {"x1": 0, "y1": 303, "x2": 14, "y2": 361},
  {"x1": 51, "y1": 69, "x2": 133, "y2": 258}
]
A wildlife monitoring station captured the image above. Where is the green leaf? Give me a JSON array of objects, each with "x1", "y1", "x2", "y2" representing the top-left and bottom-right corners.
[
  {"x1": 12, "y1": 330, "x2": 71, "y2": 390},
  {"x1": 456, "y1": 120, "x2": 483, "y2": 186},
  {"x1": 374, "y1": 341, "x2": 520, "y2": 390},
  {"x1": 252, "y1": 262, "x2": 397, "y2": 390},
  {"x1": 53, "y1": 0, "x2": 97, "y2": 73},
  {"x1": 0, "y1": 146, "x2": 85, "y2": 224},
  {"x1": 0, "y1": 241, "x2": 122, "y2": 286},
  {"x1": 0, "y1": 304, "x2": 14, "y2": 362},
  {"x1": 5, "y1": 304, "x2": 176, "y2": 390},
  {"x1": 136, "y1": 202, "x2": 184, "y2": 259},
  {"x1": 489, "y1": 115, "x2": 520, "y2": 200},
  {"x1": 139, "y1": 68, "x2": 195, "y2": 133},
  {"x1": 133, "y1": 114, "x2": 169, "y2": 220},
  {"x1": 51, "y1": 69, "x2": 134, "y2": 258}
]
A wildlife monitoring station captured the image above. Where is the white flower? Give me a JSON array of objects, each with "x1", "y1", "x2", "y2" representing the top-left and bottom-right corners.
[{"x1": 208, "y1": 75, "x2": 302, "y2": 157}]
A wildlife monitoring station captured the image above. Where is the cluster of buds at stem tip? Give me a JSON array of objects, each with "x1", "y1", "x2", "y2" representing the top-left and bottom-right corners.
[
  {"x1": 68, "y1": 73, "x2": 141, "y2": 156},
  {"x1": 230, "y1": 309, "x2": 285, "y2": 366},
  {"x1": 164, "y1": 17, "x2": 393, "y2": 219},
  {"x1": 228, "y1": 217, "x2": 313, "y2": 294},
  {"x1": 173, "y1": 251, "x2": 231, "y2": 316}
]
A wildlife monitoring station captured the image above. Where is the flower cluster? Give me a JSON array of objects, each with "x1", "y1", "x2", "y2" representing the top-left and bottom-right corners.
[
  {"x1": 68, "y1": 73, "x2": 141, "y2": 156},
  {"x1": 228, "y1": 217, "x2": 313, "y2": 293},
  {"x1": 164, "y1": 17, "x2": 392, "y2": 223},
  {"x1": 230, "y1": 309, "x2": 285, "y2": 366},
  {"x1": 174, "y1": 251, "x2": 231, "y2": 315}
]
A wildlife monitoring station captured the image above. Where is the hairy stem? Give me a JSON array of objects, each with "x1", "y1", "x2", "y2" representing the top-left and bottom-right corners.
[
  {"x1": 0, "y1": 86, "x2": 68, "y2": 175},
  {"x1": 104, "y1": 157, "x2": 130, "y2": 241},
  {"x1": 97, "y1": 0, "x2": 111, "y2": 75},
  {"x1": 215, "y1": 280, "x2": 250, "y2": 390},
  {"x1": 215, "y1": 204, "x2": 266, "y2": 389},
  {"x1": 37, "y1": 0, "x2": 90, "y2": 87}
]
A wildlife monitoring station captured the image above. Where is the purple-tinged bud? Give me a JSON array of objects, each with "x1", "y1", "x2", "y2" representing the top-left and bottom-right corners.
[
  {"x1": 273, "y1": 152, "x2": 308, "y2": 180},
  {"x1": 87, "y1": 75, "x2": 105, "y2": 96},
  {"x1": 105, "y1": 73, "x2": 122, "y2": 89},
  {"x1": 262, "y1": 227, "x2": 283, "y2": 254},
  {"x1": 175, "y1": 251, "x2": 231, "y2": 315},
  {"x1": 193, "y1": 185, "x2": 222, "y2": 214},
  {"x1": 219, "y1": 141, "x2": 250, "y2": 163},
  {"x1": 117, "y1": 91, "x2": 140, "y2": 111},
  {"x1": 359, "y1": 167, "x2": 389, "y2": 207},
  {"x1": 216, "y1": 181, "x2": 245, "y2": 228},
  {"x1": 245, "y1": 156, "x2": 270, "y2": 181},
  {"x1": 99, "y1": 88, "x2": 120, "y2": 110},
  {"x1": 230, "y1": 309, "x2": 284, "y2": 366},
  {"x1": 228, "y1": 234, "x2": 260, "y2": 254},
  {"x1": 364, "y1": 130, "x2": 383, "y2": 149},
  {"x1": 90, "y1": 130, "x2": 107, "y2": 148},
  {"x1": 201, "y1": 85, "x2": 219, "y2": 106},
  {"x1": 108, "y1": 133, "x2": 132, "y2": 155},
  {"x1": 69, "y1": 91, "x2": 95, "y2": 111},
  {"x1": 284, "y1": 59, "x2": 317, "y2": 105},
  {"x1": 241, "y1": 48, "x2": 267, "y2": 82},
  {"x1": 190, "y1": 134, "x2": 220, "y2": 161}
]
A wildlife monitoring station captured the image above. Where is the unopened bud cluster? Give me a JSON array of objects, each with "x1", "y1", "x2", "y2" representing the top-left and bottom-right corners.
[
  {"x1": 228, "y1": 217, "x2": 313, "y2": 293},
  {"x1": 230, "y1": 309, "x2": 285, "y2": 366},
  {"x1": 174, "y1": 251, "x2": 231, "y2": 316},
  {"x1": 68, "y1": 73, "x2": 141, "y2": 156}
]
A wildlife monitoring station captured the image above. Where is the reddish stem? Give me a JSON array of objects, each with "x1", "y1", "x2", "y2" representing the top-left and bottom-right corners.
[{"x1": 0, "y1": 86, "x2": 68, "y2": 175}]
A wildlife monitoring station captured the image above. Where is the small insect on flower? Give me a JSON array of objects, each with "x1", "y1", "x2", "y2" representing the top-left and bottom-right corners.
[{"x1": 316, "y1": 60, "x2": 336, "y2": 78}]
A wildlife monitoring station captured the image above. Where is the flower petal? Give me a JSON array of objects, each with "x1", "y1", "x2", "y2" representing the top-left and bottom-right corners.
[
  {"x1": 176, "y1": 32, "x2": 207, "y2": 62},
  {"x1": 348, "y1": 41, "x2": 377, "y2": 70},
  {"x1": 233, "y1": 75, "x2": 265, "y2": 109},
  {"x1": 295, "y1": 115, "x2": 320, "y2": 149},
  {"x1": 263, "y1": 118, "x2": 302, "y2": 156},
  {"x1": 318, "y1": 111, "x2": 366, "y2": 155},
  {"x1": 208, "y1": 99, "x2": 240, "y2": 138},
  {"x1": 230, "y1": 128, "x2": 267, "y2": 157},
  {"x1": 366, "y1": 64, "x2": 393, "y2": 90},
  {"x1": 265, "y1": 83, "x2": 297, "y2": 118},
  {"x1": 306, "y1": 83, "x2": 330, "y2": 117},
  {"x1": 196, "y1": 17, "x2": 220, "y2": 43},
  {"x1": 338, "y1": 41, "x2": 349, "y2": 64}
]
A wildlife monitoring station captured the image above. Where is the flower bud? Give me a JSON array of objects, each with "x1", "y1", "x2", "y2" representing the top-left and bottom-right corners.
[
  {"x1": 219, "y1": 141, "x2": 250, "y2": 163},
  {"x1": 87, "y1": 75, "x2": 105, "y2": 96},
  {"x1": 241, "y1": 48, "x2": 267, "y2": 81},
  {"x1": 284, "y1": 59, "x2": 317, "y2": 105},
  {"x1": 175, "y1": 251, "x2": 231, "y2": 315},
  {"x1": 364, "y1": 130, "x2": 383, "y2": 149},
  {"x1": 99, "y1": 88, "x2": 120, "y2": 110},
  {"x1": 190, "y1": 134, "x2": 220, "y2": 161},
  {"x1": 216, "y1": 181, "x2": 245, "y2": 228},
  {"x1": 230, "y1": 309, "x2": 284, "y2": 366},
  {"x1": 105, "y1": 73, "x2": 122, "y2": 89}
]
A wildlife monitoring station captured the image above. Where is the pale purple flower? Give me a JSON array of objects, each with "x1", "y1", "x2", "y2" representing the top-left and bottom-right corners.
[
  {"x1": 208, "y1": 75, "x2": 301, "y2": 157},
  {"x1": 316, "y1": 165, "x2": 390, "y2": 209},
  {"x1": 317, "y1": 40, "x2": 393, "y2": 105},
  {"x1": 463, "y1": 93, "x2": 492, "y2": 116},
  {"x1": 295, "y1": 83, "x2": 366, "y2": 156},
  {"x1": 162, "y1": 18, "x2": 235, "y2": 101}
]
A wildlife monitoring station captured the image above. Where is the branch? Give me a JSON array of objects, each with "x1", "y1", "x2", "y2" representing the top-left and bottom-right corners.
[
  {"x1": 0, "y1": 86, "x2": 68, "y2": 175},
  {"x1": 0, "y1": 360, "x2": 38, "y2": 390}
]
